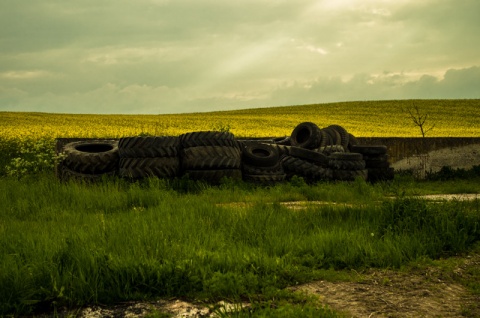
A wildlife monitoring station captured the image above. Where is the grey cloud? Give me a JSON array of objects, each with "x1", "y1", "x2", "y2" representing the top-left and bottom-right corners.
[
  {"x1": 270, "y1": 66, "x2": 480, "y2": 106},
  {"x1": 1, "y1": 1, "x2": 479, "y2": 114}
]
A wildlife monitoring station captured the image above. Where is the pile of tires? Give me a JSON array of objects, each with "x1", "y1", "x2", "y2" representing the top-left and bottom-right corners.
[{"x1": 58, "y1": 121, "x2": 393, "y2": 184}]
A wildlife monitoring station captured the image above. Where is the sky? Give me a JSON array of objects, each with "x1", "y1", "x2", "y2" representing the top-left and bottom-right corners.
[{"x1": 0, "y1": 0, "x2": 479, "y2": 114}]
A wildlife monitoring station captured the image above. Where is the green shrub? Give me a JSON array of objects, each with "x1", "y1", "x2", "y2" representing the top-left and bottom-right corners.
[{"x1": 2, "y1": 137, "x2": 64, "y2": 178}]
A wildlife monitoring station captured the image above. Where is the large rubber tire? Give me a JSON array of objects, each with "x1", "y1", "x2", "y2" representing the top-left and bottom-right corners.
[
  {"x1": 183, "y1": 169, "x2": 242, "y2": 184},
  {"x1": 323, "y1": 127, "x2": 342, "y2": 146},
  {"x1": 288, "y1": 146, "x2": 329, "y2": 166},
  {"x1": 326, "y1": 125, "x2": 350, "y2": 149},
  {"x1": 119, "y1": 157, "x2": 180, "y2": 179},
  {"x1": 364, "y1": 155, "x2": 390, "y2": 168},
  {"x1": 329, "y1": 152, "x2": 363, "y2": 161},
  {"x1": 181, "y1": 146, "x2": 241, "y2": 170},
  {"x1": 290, "y1": 122, "x2": 323, "y2": 149},
  {"x1": 63, "y1": 140, "x2": 119, "y2": 174},
  {"x1": 180, "y1": 131, "x2": 237, "y2": 148},
  {"x1": 316, "y1": 145, "x2": 345, "y2": 156},
  {"x1": 329, "y1": 159, "x2": 366, "y2": 170},
  {"x1": 241, "y1": 142, "x2": 280, "y2": 167},
  {"x1": 350, "y1": 145, "x2": 387, "y2": 156},
  {"x1": 347, "y1": 133, "x2": 359, "y2": 151},
  {"x1": 273, "y1": 136, "x2": 291, "y2": 146},
  {"x1": 118, "y1": 136, "x2": 179, "y2": 158},
  {"x1": 281, "y1": 155, "x2": 330, "y2": 181},
  {"x1": 332, "y1": 169, "x2": 368, "y2": 181},
  {"x1": 265, "y1": 143, "x2": 290, "y2": 156}
]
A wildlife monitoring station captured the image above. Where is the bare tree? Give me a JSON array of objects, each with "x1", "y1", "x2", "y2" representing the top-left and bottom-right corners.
[{"x1": 404, "y1": 104, "x2": 435, "y2": 137}]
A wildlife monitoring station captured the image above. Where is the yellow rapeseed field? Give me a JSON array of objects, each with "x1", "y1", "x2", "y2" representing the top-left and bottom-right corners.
[{"x1": 1, "y1": 99, "x2": 479, "y2": 142}]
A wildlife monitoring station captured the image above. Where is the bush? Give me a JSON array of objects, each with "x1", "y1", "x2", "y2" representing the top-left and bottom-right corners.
[{"x1": 2, "y1": 137, "x2": 64, "y2": 178}]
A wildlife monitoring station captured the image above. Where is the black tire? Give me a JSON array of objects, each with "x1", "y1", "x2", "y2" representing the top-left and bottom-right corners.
[
  {"x1": 118, "y1": 136, "x2": 179, "y2": 158},
  {"x1": 288, "y1": 146, "x2": 329, "y2": 166},
  {"x1": 323, "y1": 127, "x2": 342, "y2": 146},
  {"x1": 350, "y1": 145, "x2": 387, "y2": 156},
  {"x1": 281, "y1": 155, "x2": 330, "y2": 180},
  {"x1": 273, "y1": 136, "x2": 291, "y2": 146},
  {"x1": 60, "y1": 166, "x2": 116, "y2": 183},
  {"x1": 183, "y1": 169, "x2": 242, "y2": 183},
  {"x1": 243, "y1": 173, "x2": 286, "y2": 184},
  {"x1": 365, "y1": 157, "x2": 391, "y2": 169},
  {"x1": 119, "y1": 157, "x2": 180, "y2": 179},
  {"x1": 316, "y1": 145, "x2": 345, "y2": 156},
  {"x1": 347, "y1": 133, "x2": 359, "y2": 149},
  {"x1": 290, "y1": 122, "x2": 323, "y2": 149},
  {"x1": 326, "y1": 125, "x2": 350, "y2": 149},
  {"x1": 265, "y1": 143, "x2": 290, "y2": 156},
  {"x1": 180, "y1": 131, "x2": 237, "y2": 148},
  {"x1": 181, "y1": 146, "x2": 241, "y2": 169},
  {"x1": 241, "y1": 142, "x2": 279, "y2": 167},
  {"x1": 329, "y1": 152, "x2": 363, "y2": 161},
  {"x1": 329, "y1": 159, "x2": 366, "y2": 170},
  {"x1": 63, "y1": 140, "x2": 119, "y2": 174},
  {"x1": 332, "y1": 169, "x2": 368, "y2": 181}
]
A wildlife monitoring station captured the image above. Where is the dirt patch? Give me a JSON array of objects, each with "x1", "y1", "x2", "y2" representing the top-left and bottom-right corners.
[
  {"x1": 291, "y1": 270, "x2": 475, "y2": 317},
  {"x1": 49, "y1": 253, "x2": 479, "y2": 318}
]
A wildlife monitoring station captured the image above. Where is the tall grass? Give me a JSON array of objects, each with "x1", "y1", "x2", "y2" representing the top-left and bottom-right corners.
[{"x1": 1, "y1": 175, "x2": 479, "y2": 315}]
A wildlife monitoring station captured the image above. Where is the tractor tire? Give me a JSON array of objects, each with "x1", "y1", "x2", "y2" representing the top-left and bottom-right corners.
[
  {"x1": 180, "y1": 131, "x2": 237, "y2": 148},
  {"x1": 281, "y1": 155, "x2": 330, "y2": 181},
  {"x1": 326, "y1": 125, "x2": 350, "y2": 149},
  {"x1": 119, "y1": 157, "x2": 180, "y2": 179},
  {"x1": 118, "y1": 136, "x2": 179, "y2": 158},
  {"x1": 288, "y1": 146, "x2": 330, "y2": 166},
  {"x1": 181, "y1": 146, "x2": 241, "y2": 170},
  {"x1": 241, "y1": 142, "x2": 280, "y2": 167},
  {"x1": 290, "y1": 122, "x2": 323, "y2": 149},
  {"x1": 329, "y1": 159, "x2": 366, "y2": 170},
  {"x1": 63, "y1": 140, "x2": 119, "y2": 174}
]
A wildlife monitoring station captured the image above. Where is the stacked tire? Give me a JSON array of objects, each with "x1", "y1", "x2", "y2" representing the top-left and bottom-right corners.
[
  {"x1": 350, "y1": 145, "x2": 394, "y2": 182},
  {"x1": 118, "y1": 136, "x2": 180, "y2": 179},
  {"x1": 328, "y1": 152, "x2": 368, "y2": 181},
  {"x1": 179, "y1": 131, "x2": 242, "y2": 184},
  {"x1": 281, "y1": 145, "x2": 331, "y2": 182},
  {"x1": 240, "y1": 141, "x2": 286, "y2": 184},
  {"x1": 60, "y1": 140, "x2": 119, "y2": 182}
]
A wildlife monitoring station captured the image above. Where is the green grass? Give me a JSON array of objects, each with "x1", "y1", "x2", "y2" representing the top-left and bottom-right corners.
[{"x1": 1, "y1": 174, "x2": 479, "y2": 316}]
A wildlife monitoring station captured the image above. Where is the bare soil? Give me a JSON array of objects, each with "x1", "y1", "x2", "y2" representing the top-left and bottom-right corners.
[{"x1": 291, "y1": 253, "x2": 480, "y2": 317}]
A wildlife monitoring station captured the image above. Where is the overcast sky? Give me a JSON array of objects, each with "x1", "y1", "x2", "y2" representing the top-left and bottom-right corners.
[{"x1": 1, "y1": 0, "x2": 479, "y2": 114}]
